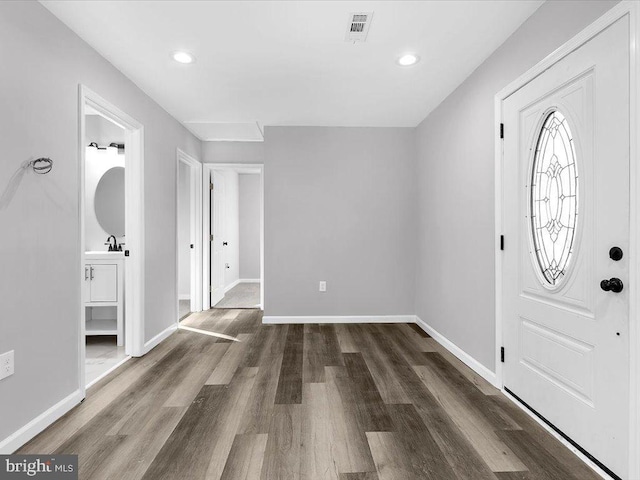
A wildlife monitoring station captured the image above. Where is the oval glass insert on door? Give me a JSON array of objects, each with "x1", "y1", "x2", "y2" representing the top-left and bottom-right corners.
[{"x1": 530, "y1": 110, "x2": 579, "y2": 287}]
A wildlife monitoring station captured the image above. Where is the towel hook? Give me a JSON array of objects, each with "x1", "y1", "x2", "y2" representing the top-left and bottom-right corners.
[{"x1": 28, "y1": 158, "x2": 53, "y2": 175}]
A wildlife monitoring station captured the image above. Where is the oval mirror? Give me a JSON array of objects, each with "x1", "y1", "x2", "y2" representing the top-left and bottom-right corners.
[{"x1": 94, "y1": 166, "x2": 125, "y2": 237}]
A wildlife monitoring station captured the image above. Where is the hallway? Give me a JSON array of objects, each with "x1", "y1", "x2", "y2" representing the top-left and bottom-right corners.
[{"x1": 20, "y1": 309, "x2": 599, "y2": 479}]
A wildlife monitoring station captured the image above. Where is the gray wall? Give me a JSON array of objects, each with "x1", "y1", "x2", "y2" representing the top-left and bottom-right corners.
[
  {"x1": 414, "y1": 0, "x2": 618, "y2": 371},
  {"x1": 239, "y1": 174, "x2": 261, "y2": 279},
  {"x1": 0, "y1": 1, "x2": 201, "y2": 445},
  {"x1": 203, "y1": 141, "x2": 264, "y2": 165},
  {"x1": 1, "y1": 0, "x2": 619, "y2": 451},
  {"x1": 263, "y1": 127, "x2": 416, "y2": 316},
  {"x1": 203, "y1": 132, "x2": 417, "y2": 316}
]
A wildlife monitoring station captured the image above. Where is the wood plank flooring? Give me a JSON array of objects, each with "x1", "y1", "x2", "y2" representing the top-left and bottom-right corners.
[{"x1": 20, "y1": 309, "x2": 601, "y2": 480}]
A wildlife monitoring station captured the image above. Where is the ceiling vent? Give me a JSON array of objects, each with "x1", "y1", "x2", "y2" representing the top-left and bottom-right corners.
[{"x1": 345, "y1": 12, "x2": 373, "y2": 43}]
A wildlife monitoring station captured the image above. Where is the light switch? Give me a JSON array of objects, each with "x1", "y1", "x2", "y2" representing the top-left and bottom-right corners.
[{"x1": 319, "y1": 281, "x2": 327, "y2": 292}]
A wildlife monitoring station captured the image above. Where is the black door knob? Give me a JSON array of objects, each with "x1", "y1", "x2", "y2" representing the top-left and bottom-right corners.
[
  {"x1": 601, "y1": 278, "x2": 624, "y2": 293},
  {"x1": 609, "y1": 247, "x2": 623, "y2": 261}
]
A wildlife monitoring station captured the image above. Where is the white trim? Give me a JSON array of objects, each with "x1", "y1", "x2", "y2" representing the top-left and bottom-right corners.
[
  {"x1": 262, "y1": 315, "x2": 415, "y2": 324},
  {"x1": 224, "y1": 278, "x2": 241, "y2": 293},
  {"x1": 496, "y1": 4, "x2": 635, "y2": 101},
  {"x1": 239, "y1": 278, "x2": 260, "y2": 283},
  {"x1": 202, "y1": 163, "x2": 264, "y2": 311},
  {"x1": 79, "y1": 85, "x2": 146, "y2": 392},
  {"x1": 85, "y1": 356, "x2": 131, "y2": 390},
  {"x1": 178, "y1": 294, "x2": 191, "y2": 301},
  {"x1": 494, "y1": 89, "x2": 505, "y2": 388},
  {"x1": 202, "y1": 167, "x2": 209, "y2": 310},
  {"x1": 143, "y1": 324, "x2": 177, "y2": 355},
  {"x1": 0, "y1": 389, "x2": 83, "y2": 454},
  {"x1": 629, "y1": 4, "x2": 640, "y2": 479},
  {"x1": 502, "y1": 390, "x2": 611, "y2": 480},
  {"x1": 494, "y1": 3, "x2": 640, "y2": 477},
  {"x1": 263, "y1": 314, "x2": 498, "y2": 390},
  {"x1": 175, "y1": 148, "x2": 203, "y2": 327},
  {"x1": 415, "y1": 316, "x2": 499, "y2": 388}
]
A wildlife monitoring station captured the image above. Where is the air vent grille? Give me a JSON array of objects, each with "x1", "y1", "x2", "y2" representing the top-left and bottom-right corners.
[{"x1": 345, "y1": 12, "x2": 373, "y2": 43}]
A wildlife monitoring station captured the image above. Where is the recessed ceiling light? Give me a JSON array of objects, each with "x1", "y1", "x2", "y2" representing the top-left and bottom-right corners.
[
  {"x1": 397, "y1": 53, "x2": 419, "y2": 67},
  {"x1": 172, "y1": 51, "x2": 195, "y2": 64}
]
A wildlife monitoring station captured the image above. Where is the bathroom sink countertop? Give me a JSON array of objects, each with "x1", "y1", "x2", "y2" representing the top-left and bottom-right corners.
[{"x1": 85, "y1": 251, "x2": 125, "y2": 260}]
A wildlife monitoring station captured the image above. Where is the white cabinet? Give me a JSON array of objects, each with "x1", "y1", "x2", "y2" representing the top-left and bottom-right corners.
[
  {"x1": 85, "y1": 264, "x2": 118, "y2": 302},
  {"x1": 84, "y1": 253, "x2": 124, "y2": 346}
]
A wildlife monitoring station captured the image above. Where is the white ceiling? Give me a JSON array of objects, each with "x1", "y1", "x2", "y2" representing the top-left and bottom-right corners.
[{"x1": 42, "y1": 0, "x2": 543, "y2": 141}]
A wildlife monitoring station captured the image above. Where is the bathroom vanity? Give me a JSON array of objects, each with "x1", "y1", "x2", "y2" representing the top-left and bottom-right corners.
[{"x1": 85, "y1": 251, "x2": 124, "y2": 346}]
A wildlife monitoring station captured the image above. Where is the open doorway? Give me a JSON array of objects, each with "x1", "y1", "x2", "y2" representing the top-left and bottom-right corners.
[
  {"x1": 83, "y1": 109, "x2": 127, "y2": 386},
  {"x1": 180, "y1": 163, "x2": 263, "y2": 342},
  {"x1": 176, "y1": 149, "x2": 202, "y2": 322},
  {"x1": 202, "y1": 164, "x2": 264, "y2": 311},
  {"x1": 79, "y1": 86, "x2": 145, "y2": 392}
]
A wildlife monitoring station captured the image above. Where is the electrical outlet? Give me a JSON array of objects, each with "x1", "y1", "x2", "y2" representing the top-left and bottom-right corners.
[
  {"x1": 0, "y1": 350, "x2": 14, "y2": 381},
  {"x1": 319, "y1": 281, "x2": 327, "y2": 292}
]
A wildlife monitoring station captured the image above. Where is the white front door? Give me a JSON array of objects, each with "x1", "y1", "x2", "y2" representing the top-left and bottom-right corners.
[
  {"x1": 502, "y1": 18, "x2": 629, "y2": 478},
  {"x1": 210, "y1": 171, "x2": 226, "y2": 307}
]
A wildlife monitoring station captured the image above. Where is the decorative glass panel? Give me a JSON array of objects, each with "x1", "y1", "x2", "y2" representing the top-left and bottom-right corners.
[{"x1": 530, "y1": 110, "x2": 578, "y2": 286}]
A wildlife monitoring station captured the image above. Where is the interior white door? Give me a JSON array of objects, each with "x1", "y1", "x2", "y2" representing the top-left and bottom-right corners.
[
  {"x1": 188, "y1": 165, "x2": 197, "y2": 313},
  {"x1": 502, "y1": 18, "x2": 629, "y2": 478},
  {"x1": 210, "y1": 171, "x2": 226, "y2": 307}
]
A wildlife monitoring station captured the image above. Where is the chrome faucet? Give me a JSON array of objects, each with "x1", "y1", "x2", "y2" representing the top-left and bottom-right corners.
[{"x1": 105, "y1": 235, "x2": 117, "y2": 251}]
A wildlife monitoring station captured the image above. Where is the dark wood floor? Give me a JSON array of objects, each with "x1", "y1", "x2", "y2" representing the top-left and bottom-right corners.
[{"x1": 20, "y1": 309, "x2": 600, "y2": 480}]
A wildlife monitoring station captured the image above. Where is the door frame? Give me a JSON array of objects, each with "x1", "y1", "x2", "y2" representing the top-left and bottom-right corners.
[
  {"x1": 175, "y1": 149, "x2": 203, "y2": 322},
  {"x1": 494, "y1": 2, "x2": 640, "y2": 478},
  {"x1": 202, "y1": 163, "x2": 264, "y2": 311},
  {"x1": 78, "y1": 85, "x2": 145, "y2": 397},
  {"x1": 209, "y1": 169, "x2": 227, "y2": 308}
]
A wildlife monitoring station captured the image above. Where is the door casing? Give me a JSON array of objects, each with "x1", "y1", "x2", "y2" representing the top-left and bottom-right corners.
[
  {"x1": 202, "y1": 163, "x2": 264, "y2": 311},
  {"x1": 175, "y1": 148, "x2": 203, "y2": 323},
  {"x1": 494, "y1": 2, "x2": 640, "y2": 478},
  {"x1": 210, "y1": 170, "x2": 226, "y2": 307},
  {"x1": 78, "y1": 85, "x2": 145, "y2": 396}
]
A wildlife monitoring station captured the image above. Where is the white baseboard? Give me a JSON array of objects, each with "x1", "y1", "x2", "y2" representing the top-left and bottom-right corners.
[
  {"x1": 260, "y1": 313, "x2": 499, "y2": 389},
  {"x1": 415, "y1": 316, "x2": 499, "y2": 388},
  {"x1": 0, "y1": 389, "x2": 83, "y2": 454},
  {"x1": 222, "y1": 279, "x2": 259, "y2": 294},
  {"x1": 263, "y1": 314, "x2": 497, "y2": 388},
  {"x1": 262, "y1": 314, "x2": 415, "y2": 324},
  {"x1": 143, "y1": 324, "x2": 177, "y2": 354},
  {"x1": 178, "y1": 294, "x2": 190, "y2": 301},
  {"x1": 1, "y1": 324, "x2": 174, "y2": 454},
  {"x1": 224, "y1": 279, "x2": 241, "y2": 293},
  {"x1": 86, "y1": 356, "x2": 131, "y2": 390}
]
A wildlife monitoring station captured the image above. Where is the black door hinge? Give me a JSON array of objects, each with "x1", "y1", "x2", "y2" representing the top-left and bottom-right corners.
[
  {"x1": 500, "y1": 123, "x2": 504, "y2": 139},
  {"x1": 500, "y1": 235, "x2": 504, "y2": 251},
  {"x1": 500, "y1": 347, "x2": 505, "y2": 363}
]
